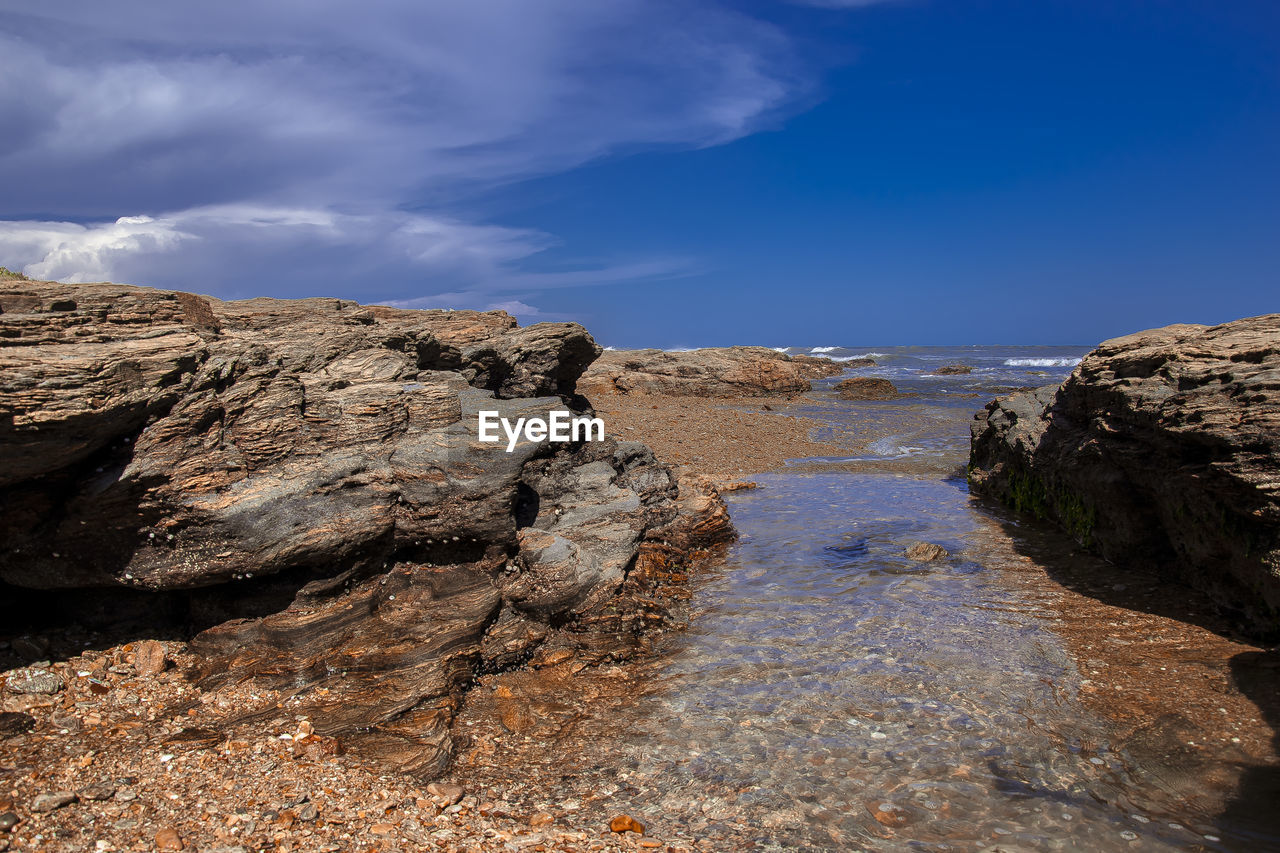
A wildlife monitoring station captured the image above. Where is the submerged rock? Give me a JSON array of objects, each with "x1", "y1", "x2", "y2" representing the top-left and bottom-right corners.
[
  {"x1": 933, "y1": 364, "x2": 972, "y2": 375},
  {"x1": 905, "y1": 542, "x2": 950, "y2": 562},
  {"x1": 0, "y1": 279, "x2": 733, "y2": 776},
  {"x1": 835, "y1": 377, "x2": 905, "y2": 400},
  {"x1": 969, "y1": 314, "x2": 1280, "y2": 635},
  {"x1": 579, "y1": 346, "x2": 840, "y2": 397}
]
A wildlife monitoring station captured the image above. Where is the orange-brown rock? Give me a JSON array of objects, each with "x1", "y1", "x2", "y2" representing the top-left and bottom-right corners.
[
  {"x1": 153, "y1": 827, "x2": 184, "y2": 850},
  {"x1": 609, "y1": 814, "x2": 646, "y2": 834},
  {"x1": 133, "y1": 640, "x2": 167, "y2": 676},
  {"x1": 835, "y1": 377, "x2": 905, "y2": 400}
]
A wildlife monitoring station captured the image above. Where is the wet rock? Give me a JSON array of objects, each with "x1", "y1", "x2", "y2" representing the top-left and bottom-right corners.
[
  {"x1": 0, "y1": 712, "x2": 35, "y2": 738},
  {"x1": 835, "y1": 377, "x2": 906, "y2": 401},
  {"x1": 154, "y1": 827, "x2": 184, "y2": 850},
  {"x1": 970, "y1": 314, "x2": 1280, "y2": 635},
  {"x1": 580, "y1": 347, "x2": 838, "y2": 397},
  {"x1": 933, "y1": 364, "x2": 972, "y2": 375},
  {"x1": 0, "y1": 812, "x2": 18, "y2": 831},
  {"x1": 5, "y1": 668, "x2": 64, "y2": 694},
  {"x1": 867, "y1": 800, "x2": 913, "y2": 828},
  {"x1": 905, "y1": 542, "x2": 950, "y2": 562},
  {"x1": 31, "y1": 791, "x2": 77, "y2": 812},
  {"x1": 133, "y1": 640, "x2": 167, "y2": 676},
  {"x1": 609, "y1": 814, "x2": 646, "y2": 834}
]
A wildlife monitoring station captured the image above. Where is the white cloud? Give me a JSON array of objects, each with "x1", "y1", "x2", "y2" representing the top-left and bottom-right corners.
[
  {"x1": 0, "y1": 1, "x2": 829, "y2": 303},
  {"x1": 0, "y1": 205, "x2": 694, "y2": 307}
]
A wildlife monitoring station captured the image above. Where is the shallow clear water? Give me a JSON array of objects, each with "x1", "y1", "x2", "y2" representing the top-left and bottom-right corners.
[
  {"x1": 589, "y1": 347, "x2": 1246, "y2": 850},
  {"x1": 465, "y1": 345, "x2": 1275, "y2": 850},
  {"x1": 612, "y1": 472, "x2": 1221, "y2": 851}
]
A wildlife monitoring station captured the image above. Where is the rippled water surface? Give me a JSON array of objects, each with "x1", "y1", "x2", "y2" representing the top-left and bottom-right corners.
[
  {"x1": 468, "y1": 346, "x2": 1276, "y2": 850},
  {"x1": 611, "y1": 472, "x2": 1218, "y2": 851}
]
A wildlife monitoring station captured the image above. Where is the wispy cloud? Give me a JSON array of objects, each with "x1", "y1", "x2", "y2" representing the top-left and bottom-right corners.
[{"x1": 0, "y1": 1, "x2": 815, "y2": 306}]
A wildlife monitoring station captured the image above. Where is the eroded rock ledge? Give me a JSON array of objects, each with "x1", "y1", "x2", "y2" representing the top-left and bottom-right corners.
[
  {"x1": 0, "y1": 279, "x2": 732, "y2": 776},
  {"x1": 578, "y1": 346, "x2": 842, "y2": 397},
  {"x1": 969, "y1": 314, "x2": 1280, "y2": 635}
]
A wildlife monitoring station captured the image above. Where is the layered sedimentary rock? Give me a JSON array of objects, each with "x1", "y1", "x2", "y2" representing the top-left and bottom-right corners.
[
  {"x1": 835, "y1": 377, "x2": 906, "y2": 400},
  {"x1": 0, "y1": 278, "x2": 732, "y2": 774},
  {"x1": 969, "y1": 315, "x2": 1280, "y2": 634},
  {"x1": 578, "y1": 346, "x2": 841, "y2": 397}
]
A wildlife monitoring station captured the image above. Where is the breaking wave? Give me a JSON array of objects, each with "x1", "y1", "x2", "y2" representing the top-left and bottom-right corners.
[{"x1": 1003, "y1": 357, "x2": 1082, "y2": 368}]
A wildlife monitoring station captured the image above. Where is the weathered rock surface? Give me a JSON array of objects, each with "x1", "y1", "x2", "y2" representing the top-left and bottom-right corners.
[
  {"x1": 0, "y1": 278, "x2": 732, "y2": 775},
  {"x1": 835, "y1": 377, "x2": 907, "y2": 400},
  {"x1": 933, "y1": 364, "x2": 972, "y2": 375},
  {"x1": 904, "y1": 542, "x2": 950, "y2": 562},
  {"x1": 969, "y1": 315, "x2": 1280, "y2": 634},
  {"x1": 578, "y1": 346, "x2": 841, "y2": 397}
]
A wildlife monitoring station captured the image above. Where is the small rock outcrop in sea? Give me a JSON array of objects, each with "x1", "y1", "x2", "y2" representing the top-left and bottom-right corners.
[
  {"x1": 933, "y1": 364, "x2": 972, "y2": 375},
  {"x1": 835, "y1": 377, "x2": 905, "y2": 400},
  {"x1": 969, "y1": 315, "x2": 1280, "y2": 635},
  {"x1": 0, "y1": 278, "x2": 733, "y2": 775},
  {"x1": 904, "y1": 542, "x2": 950, "y2": 562},
  {"x1": 843, "y1": 357, "x2": 877, "y2": 368},
  {"x1": 578, "y1": 346, "x2": 841, "y2": 397}
]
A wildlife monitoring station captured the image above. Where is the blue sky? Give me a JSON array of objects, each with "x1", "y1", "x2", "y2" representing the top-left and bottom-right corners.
[{"x1": 0, "y1": 1, "x2": 1276, "y2": 346}]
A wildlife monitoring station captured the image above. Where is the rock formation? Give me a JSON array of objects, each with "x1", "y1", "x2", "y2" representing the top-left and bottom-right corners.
[
  {"x1": 0, "y1": 278, "x2": 732, "y2": 775},
  {"x1": 578, "y1": 346, "x2": 841, "y2": 397},
  {"x1": 969, "y1": 315, "x2": 1280, "y2": 635},
  {"x1": 932, "y1": 364, "x2": 972, "y2": 375},
  {"x1": 835, "y1": 377, "x2": 906, "y2": 400}
]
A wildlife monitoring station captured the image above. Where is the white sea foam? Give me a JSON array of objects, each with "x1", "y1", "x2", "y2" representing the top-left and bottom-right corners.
[
  {"x1": 810, "y1": 346, "x2": 839, "y2": 353},
  {"x1": 1003, "y1": 357, "x2": 1082, "y2": 367},
  {"x1": 832, "y1": 351, "x2": 887, "y2": 362}
]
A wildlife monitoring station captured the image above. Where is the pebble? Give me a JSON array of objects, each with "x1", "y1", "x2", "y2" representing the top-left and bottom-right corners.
[
  {"x1": 5, "y1": 668, "x2": 65, "y2": 695},
  {"x1": 0, "y1": 812, "x2": 19, "y2": 831},
  {"x1": 426, "y1": 782, "x2": 464, "y2": 806},
  {"x1": 609, "y1": 814, "x2": 645, "y2": 835},
  {"x1": 370, "y1": 822, "x2": 396, "y2": 836},
  {"x1": 134, "y1": 640, "x2": 168, "y2": 677},
  {"x1": 78, "y1": 783, "x2": 117, "y2": 802},
  {"x1": 529, "y1": 812, "x2": 555, "y2": 827},
  {"x1": 154, "y1": 827, "x2": 184, "y2": 850},
  {"x1": 298, "y1": 803, "x2": 319, "y2": 822},
  {"x1": 32, "y1": 791, "x2": 78, "y2": 812}
]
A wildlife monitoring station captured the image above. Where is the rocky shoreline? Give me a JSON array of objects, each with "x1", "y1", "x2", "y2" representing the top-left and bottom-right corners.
[
  {"x1": 4, "y1": 278, "x2": 1279, "y2": 850},
  {"x1": 969, "y1": 314, "x2": 1280, "y2": 637},
  {"x1": 0, "y1": 279, "x2": 831, "y2": 852}
]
